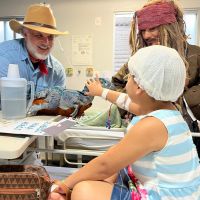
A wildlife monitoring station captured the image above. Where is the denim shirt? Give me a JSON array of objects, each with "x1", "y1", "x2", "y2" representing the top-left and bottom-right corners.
[{"x1": 0, "y1": 38, "x2": 67, "y2": 93}]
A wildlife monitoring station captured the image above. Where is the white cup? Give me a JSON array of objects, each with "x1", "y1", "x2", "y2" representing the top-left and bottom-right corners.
[{"x1": 7, "y1": 64, "x2": 20, "y2": 78}]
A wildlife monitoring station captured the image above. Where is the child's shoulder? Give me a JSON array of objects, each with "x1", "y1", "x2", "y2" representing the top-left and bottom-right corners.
[
  {"x1": 149, "y1": 109, "x2": 181, "y2": 117},
  {"x1": 129, "y1": 109, "x2": 181, "y2": 126},
  {"x1": 127, "y1": 116, "x2": 168, "y2": 151}
]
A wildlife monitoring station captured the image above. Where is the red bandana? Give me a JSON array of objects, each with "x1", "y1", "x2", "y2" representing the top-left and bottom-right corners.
[
  {"x1": 28, "y1": 53, "x2": 48, "y2": 75},
  {"x1": 136, "y1": 2, "x2": 177, "y2": 31}
]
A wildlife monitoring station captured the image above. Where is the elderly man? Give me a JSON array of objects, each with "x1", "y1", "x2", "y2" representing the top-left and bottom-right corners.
[
  {"x1": 0, "y1": 3, "x2": 68, "y2": 92},
  {"x1": 0, "y1": 3, "x2": 68, "y2": 165},
  {"x1": 111, "y1": 0, "x2": 200, "y2": 154}
]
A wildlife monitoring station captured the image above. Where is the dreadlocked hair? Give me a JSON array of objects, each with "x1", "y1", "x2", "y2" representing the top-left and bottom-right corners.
[
  {"x1": 129, "y1": 15, "x2": 137, "y2": 54},
  {"x1": 129, "y1": 0, "x2": 189, "y2": 71}
]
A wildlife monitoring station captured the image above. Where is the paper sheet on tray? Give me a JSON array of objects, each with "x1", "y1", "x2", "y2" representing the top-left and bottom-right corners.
[{"x1": 0, "y1": 115, "x2": 76, "y2": 136}]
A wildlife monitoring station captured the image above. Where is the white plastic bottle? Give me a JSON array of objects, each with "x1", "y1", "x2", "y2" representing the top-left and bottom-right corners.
[{"x1": 0, "y1": 64, "x2": 34, "y2": 119}]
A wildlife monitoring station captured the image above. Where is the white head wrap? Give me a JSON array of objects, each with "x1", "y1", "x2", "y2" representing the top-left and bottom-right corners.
[{"x1": 128, "y1": 45, "x2": 186, "y2": 102}]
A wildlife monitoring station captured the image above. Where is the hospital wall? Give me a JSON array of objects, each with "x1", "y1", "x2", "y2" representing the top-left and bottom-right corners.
[{"x1": 0, "y1": 0, "x2": 199, "y2": 110}]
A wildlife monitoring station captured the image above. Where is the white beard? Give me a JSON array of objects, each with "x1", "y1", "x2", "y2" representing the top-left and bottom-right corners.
[{"x1": 26, "y1": 40, "x2": 49, "y2": 60}]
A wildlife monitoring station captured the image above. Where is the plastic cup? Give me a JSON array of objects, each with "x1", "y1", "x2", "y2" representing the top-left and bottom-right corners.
[{"x1": 7, "y1": 64, "x2": 20, "y2": 78}]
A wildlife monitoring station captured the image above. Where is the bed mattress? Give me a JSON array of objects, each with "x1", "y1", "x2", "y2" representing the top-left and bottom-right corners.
[{"x1": 57, "y1": 126, "x2": 125, "y2": 150}]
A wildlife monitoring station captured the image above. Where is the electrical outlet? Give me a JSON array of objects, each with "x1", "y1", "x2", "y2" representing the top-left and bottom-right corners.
[
  {"x1": 86, "y1": 67, "x2": 94, "y2": 77},
  {"x1": 65, "y1": 67, "x2": 73, "y2": 77}
]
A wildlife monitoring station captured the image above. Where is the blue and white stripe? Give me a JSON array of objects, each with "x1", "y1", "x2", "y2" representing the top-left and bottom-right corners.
[{"x1": 130, "y1": 110, "x2": 200, "y2": 199}]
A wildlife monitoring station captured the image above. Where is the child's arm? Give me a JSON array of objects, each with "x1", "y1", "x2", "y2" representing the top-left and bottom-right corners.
[
  {"x1": 85, "y1": 76, "x2": 141, "y2": 115},
  {"x1": 59, "y1": 116, "x2": 168, "y2": 193}
]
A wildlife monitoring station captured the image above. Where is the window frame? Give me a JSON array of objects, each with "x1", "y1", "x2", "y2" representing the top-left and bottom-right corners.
[
  {"x1": 113, "y1": 11, "x2": 134, "y2": 72},
  {"x1": 0, "y1": 16, "x2": 24, "y2": 41},
  {"x1": 184, "y1": 9, "x2": 199, "y2": 45}
]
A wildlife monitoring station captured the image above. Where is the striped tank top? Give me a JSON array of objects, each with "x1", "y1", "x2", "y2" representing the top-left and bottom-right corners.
[{"x1": 128, "y1": 110, "x2": 200, "y2": 200}]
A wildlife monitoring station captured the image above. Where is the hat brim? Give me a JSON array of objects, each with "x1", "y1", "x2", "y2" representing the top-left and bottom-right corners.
[{"x1": 9, "y1": 19, "x2": 68, "y2": 36}]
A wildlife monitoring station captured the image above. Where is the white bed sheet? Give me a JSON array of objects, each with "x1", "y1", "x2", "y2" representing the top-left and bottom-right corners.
[
  {"x1": 45, "y1": 166, "x2": 78, "y2": 180},
  {"x1": 57, "y1": 126, "x2": 125, "y2": 150}
]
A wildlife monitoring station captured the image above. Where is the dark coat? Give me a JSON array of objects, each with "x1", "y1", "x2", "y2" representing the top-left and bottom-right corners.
[
  {"x1": 112, "y1": 43, "x2": 200, "y2": 120},
  {"x1": 184, "y1": 44, "x2": 200, "y2": 120}
]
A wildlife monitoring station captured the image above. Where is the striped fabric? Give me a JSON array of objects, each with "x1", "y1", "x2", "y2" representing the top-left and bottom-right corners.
[{"x1": 128, "y1": 110, "x2": 200, "y2": 199}]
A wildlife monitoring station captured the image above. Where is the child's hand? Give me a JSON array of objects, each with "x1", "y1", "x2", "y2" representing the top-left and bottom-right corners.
[
  {"x1": 48, "y1": 192, "x2": 66, "y2": 200},
  {"x1": 48, "y1": 180, "x2": 71, "y2": 200},
  {"x1": 50, "y1": 181, "x2": 65, "y2": 194},
  {"x1": 85, "y1": 74, "x2": 103, "y2": 97}
]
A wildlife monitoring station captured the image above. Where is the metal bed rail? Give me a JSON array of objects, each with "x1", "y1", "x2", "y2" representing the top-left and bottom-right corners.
[
  {"x1": 63, "y1": 135, "x2": 122, "y2": 165},
  {"x1": 29, "y1": 133, "x2": 123, "y2": 166}
]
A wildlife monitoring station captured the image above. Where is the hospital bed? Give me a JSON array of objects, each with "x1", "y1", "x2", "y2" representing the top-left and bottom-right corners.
[
  {"x1": 33, "y1": 125, "x2": 125, "y2": 166},
  {"x1": 55, "y1": 126, "x2": 125, "y2": 165},
  {"x1": 0, "y1": 99, "x2": 199, "y2": 168},
  {"x1": 0, "y1": 108, "x2": 125, "y2": 167},
  {"x1": 33, "y1": 101, "x2": 126, "y2": 166},
  {"x1": 36, "y1": 101, "x2": 200, "y2": 168}
]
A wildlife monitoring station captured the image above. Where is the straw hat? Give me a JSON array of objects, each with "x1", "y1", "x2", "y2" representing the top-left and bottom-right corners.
[{"x1": 9, "y1": 3, "x2": 68, "y2": 35}]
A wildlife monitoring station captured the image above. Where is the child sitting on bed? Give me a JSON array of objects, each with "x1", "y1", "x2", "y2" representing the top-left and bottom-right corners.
[{"x1": 48, "y1": 45, "x2": 200, "y2": 200}]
